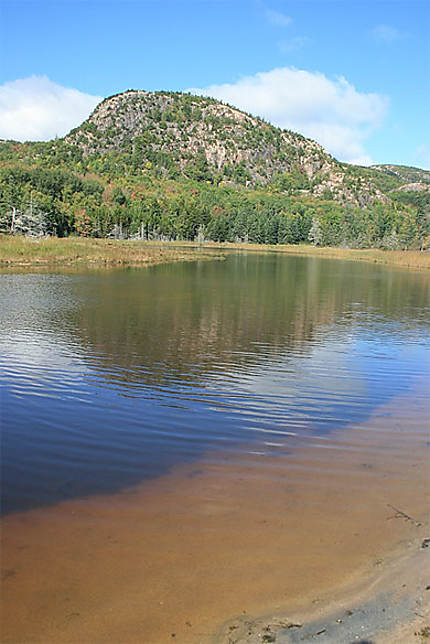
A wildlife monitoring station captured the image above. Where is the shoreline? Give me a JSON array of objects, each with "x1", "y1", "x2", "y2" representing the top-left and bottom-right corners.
[
  {"x1": 2, "y1": 385, "x2": 429, "y2": 643},
  {"x1": 215, "y1": 533, "x2": 430, "y2": 643},
  {"x1": 169, "y1": 240, "x2": 430, "y2": 271},
  {"x1": 0, "y1": 236, "x2": 222, "y2": 268},
  {"x1": 1, "y1": 235, "x2": 429, "y2": 270}
]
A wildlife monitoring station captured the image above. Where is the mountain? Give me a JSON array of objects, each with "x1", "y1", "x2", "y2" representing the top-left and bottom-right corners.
[
  {"x1": 371, "y1": 164, "x2": 430, "y2": 185},
  {"x1": 0, "y1": 90, "x2": 428, "y2": 249},
  {"x1": 64, "y1": 90, "x2": 384, "y2": 207}
]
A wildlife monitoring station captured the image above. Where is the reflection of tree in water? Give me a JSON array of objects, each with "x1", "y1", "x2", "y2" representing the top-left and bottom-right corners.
[
  {"x1": 2, "y1": 254, "x2": 430, "y2": 515},
  {"x1": 66, "y1": 254, "x2": 430, "y2": 389}
]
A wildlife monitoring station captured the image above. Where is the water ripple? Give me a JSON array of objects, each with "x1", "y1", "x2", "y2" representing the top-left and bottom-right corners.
[{"x1": 1, "y1": 255, "x2": 429, "y2": 514}]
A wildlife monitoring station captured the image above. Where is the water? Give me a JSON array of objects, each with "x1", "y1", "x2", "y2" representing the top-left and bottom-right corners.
[{"x1": 1, "y1": 252, "x2": 430, "y2": 515}]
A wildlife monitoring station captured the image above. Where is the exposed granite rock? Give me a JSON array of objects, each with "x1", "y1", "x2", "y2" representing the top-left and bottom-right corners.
[{"x1": 66, "y1": 90, "x2": 386, "y2": 206}]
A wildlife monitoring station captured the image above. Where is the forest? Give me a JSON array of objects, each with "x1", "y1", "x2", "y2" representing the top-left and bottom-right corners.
[{"x1": 0, "y1": 91, "x2": 429, "y2": 251}]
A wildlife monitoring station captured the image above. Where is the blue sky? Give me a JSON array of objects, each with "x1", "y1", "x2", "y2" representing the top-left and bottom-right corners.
[{"x1": 1, "y1": 0, "x2": 429, "y2": 167}]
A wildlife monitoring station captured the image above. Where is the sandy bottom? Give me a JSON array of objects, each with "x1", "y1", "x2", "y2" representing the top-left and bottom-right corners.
[
  {"x1": 2, "y1": 386, "x2": 429, "y2": 643},
  {"x1": 215, "y1": 534, "x2": 430, "y2": 643}
]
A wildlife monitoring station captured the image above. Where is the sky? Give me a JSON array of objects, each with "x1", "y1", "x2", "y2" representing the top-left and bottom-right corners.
[{"x1": 0, "y1": 0, "x2": 429, "y2": 167}]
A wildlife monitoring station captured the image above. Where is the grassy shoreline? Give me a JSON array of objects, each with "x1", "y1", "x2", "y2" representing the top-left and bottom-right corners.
[
  {"x1": 1, "y1": 235, "x2": 429, "y2": 270},
  {"x1": 0, "y1": 236, "x2": 221, "y2": 268},
  {"x1": 173, "y1": 240, "x2": 430, "y2": 270}
]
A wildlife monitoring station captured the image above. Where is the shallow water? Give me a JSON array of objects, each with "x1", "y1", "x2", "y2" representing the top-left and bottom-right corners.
[
  {"x1": 1, "y1": 253, "x2": 429, "y2": 514},
  {"x1": 1, "y1": 252, "x2": 430, "y2": 643}
]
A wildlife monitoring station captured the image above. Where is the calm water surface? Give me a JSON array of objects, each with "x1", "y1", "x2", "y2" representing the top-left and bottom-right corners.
[{"x1": 1, "y1": 252, "x2": 429, "y2": 515}]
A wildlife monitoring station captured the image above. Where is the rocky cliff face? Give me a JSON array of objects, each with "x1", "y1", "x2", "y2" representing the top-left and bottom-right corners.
[
  {"x1": 371, "y1": 164, "x2": 430, "y2": 185},
  {"x1": 66, "y1": 90, "x2": 385, "y2": 206}
]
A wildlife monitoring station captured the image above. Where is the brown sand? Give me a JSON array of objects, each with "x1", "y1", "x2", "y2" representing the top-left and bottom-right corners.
[
  {"x1": 1, "y1": 386, "x2": 429, "y2": 643},
  {"x1": 214, "y1": 538, "x2": 430, "y2": 643}
]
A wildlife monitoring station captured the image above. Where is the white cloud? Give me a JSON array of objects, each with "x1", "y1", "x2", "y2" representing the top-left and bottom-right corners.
[
  {"x1": 189, "y1": 67, "x2": 389, "y2": 165},
  {"x1": 265, "y1": 8, "x2": 292, "y2": 27},
  {"x1": 278, "y1": 36, "x2": 311, "y2": 52},
  {"x1": 371, "y1": 24, "x2": 403, "y2": 43},
  {"x1": 0, "y1": 76, "x2": 102, "y2": 142}
]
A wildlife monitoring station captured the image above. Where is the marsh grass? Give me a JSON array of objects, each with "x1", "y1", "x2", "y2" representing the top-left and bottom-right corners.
[
  {"x1": 1, "y1": 236, "x2": 429, "y2": 271},
  {"x1": 173, "y1": 241, "x2": 430, "y2": 271},
  {"x1": 0, "y1": 236, "x2": 220, "y2": 267}
]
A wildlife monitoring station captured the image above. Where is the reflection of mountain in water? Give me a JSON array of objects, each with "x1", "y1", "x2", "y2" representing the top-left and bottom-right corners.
[
  {"x1": 1, "y1": 253, "x2": 430, "y2": 515},
  {"x1": 68, "y1": 253, "x2": 430, "y2": 389}
]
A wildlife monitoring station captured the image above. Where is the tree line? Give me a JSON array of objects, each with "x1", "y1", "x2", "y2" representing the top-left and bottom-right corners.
[{"x1": 0, "y1": 164, "x2": 429, "y2": 250}]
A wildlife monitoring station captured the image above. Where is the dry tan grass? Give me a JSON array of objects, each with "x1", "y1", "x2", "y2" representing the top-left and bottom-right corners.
[
  {"x1": 173, "y1": 240, "x2": 430, "y2": 271},
  {"x1": 1, "y1": 236, "x2": 429, "y2": 271},
  {"x1": 0, "y1": 236, "x2": 220, "y2": 267}
]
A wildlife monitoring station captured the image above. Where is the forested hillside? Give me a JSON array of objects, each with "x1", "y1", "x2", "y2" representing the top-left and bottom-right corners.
[{"x1": 0, "y1": 90, "x2": 429, "y2": 249}]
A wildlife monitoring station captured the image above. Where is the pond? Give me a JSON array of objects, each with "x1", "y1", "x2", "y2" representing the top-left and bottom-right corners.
[
  {"x1": 1, "y1": 252, "x2": 429, "y2": 643},
  {"x1": 1, "y1": 252, "x2": 429, "y2": 514}
]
